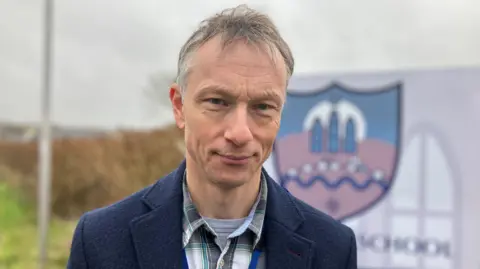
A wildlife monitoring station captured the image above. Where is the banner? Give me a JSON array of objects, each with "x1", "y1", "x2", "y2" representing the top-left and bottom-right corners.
[{"x1": 264, "y1": 67, "x2": 480, "y2": 269}]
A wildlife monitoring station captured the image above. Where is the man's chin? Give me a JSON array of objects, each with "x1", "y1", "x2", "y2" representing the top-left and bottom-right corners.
[{"x1": 208, "y1": 172, "x2": 250, "y2": 189}]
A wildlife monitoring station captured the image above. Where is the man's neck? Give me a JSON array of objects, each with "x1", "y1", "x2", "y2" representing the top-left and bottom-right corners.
[{"x1": 185, "y1": 167, "x2": 261, "y2": 219}]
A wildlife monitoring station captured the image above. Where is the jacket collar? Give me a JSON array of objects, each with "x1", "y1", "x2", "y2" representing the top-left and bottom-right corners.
[{"x1": 129, "y1": 160, "x2": 315, "y2": 269}]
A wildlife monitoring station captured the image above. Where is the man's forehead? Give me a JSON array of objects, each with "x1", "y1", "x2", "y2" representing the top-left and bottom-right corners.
[{"x1": 191, "y1": 37, "x2": 287, "y2": 77}]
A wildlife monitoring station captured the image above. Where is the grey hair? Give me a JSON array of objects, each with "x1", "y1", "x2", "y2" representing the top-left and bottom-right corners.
[{"x1": 175, "y1": 4, "x2": 294, "y2": 94}]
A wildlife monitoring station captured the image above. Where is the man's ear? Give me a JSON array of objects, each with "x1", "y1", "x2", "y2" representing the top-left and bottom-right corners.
[{"x1": 169, "y1": 83, "x2": 185, "y2": 129}]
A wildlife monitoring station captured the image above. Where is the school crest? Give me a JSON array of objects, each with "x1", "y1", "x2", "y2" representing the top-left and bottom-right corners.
[{"x1": 273, "y1": 82, "x2": 402, "y2": 221}]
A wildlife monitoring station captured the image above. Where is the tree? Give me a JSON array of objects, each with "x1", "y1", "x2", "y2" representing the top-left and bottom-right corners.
[
  {"x1": 143, "y1": 72, "x2": 176, "y2": 109},
  {"x1": 141, "y1": 72, "x2": 176, "y2": 125}
]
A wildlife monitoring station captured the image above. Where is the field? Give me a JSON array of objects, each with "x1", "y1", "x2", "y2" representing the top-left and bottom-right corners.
[
  {"x1": 0, "y1": 172, "x2": 76, "y2": 269},
  {"x1": 0, "y1": 125, "x2": 184, "y2": 268}
]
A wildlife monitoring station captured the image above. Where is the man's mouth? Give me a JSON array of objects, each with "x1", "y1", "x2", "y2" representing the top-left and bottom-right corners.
[
  {"x1": 215, "y1": 153, "x2": 251, "y2": 165},
  {"x1": 221, "y1": 154, "x2": 249, "y2": 160}
]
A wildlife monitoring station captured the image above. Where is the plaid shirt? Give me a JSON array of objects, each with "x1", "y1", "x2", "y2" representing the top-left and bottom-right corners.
[{"x1": 182, "y1": 173, "x2": 267, "y2": 269}]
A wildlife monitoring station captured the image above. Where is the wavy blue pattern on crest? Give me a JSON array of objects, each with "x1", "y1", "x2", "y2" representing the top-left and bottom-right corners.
[{"x1": 280, "y1": 175, "x2": 390, "y2": 191}]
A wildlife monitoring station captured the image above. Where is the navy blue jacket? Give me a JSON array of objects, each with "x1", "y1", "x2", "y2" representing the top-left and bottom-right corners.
[{"x1": 67, "y1": 160, "x2": 357, "y2": 268}]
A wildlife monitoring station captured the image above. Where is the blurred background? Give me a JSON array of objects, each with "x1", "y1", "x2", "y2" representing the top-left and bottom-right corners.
[{"x1": 0, "y1": 0, "x2": 479, "y2": 268}]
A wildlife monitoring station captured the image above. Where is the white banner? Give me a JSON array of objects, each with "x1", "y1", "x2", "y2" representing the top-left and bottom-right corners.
[{"x1": 264, "y1": 67, "x2": 480, "y2": 269}]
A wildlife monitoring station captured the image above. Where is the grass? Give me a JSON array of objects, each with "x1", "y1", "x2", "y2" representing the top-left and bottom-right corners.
[{"x1": 0, "y1": 180, "x2": 77, "y2": 269}]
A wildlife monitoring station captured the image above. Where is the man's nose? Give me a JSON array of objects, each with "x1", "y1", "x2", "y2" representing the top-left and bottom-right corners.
[{"x1": 224, "y1": 107, "x2": 253, "y2": 146}]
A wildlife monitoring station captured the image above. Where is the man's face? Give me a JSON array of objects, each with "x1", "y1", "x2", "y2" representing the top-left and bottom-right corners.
[{"x1": 170, "y1": 37, "x2": 287, "y2": 189}]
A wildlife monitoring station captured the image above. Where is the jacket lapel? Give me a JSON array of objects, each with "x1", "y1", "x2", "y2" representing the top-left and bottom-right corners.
[
  {"x1": 128, "y1": 162, "x2": 316, "y2": 269},
  {"x1": 263, "y1": 172, "x2": 315, "y2": 269},
  {"x1": 130, "y1": 162, "x2": 187, "y2": 269}
]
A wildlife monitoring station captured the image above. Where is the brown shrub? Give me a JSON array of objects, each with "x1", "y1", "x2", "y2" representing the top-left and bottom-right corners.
[
  {"x1": 0, "y1": 140, "x2": 37, "y2": 176},
  {"x1": 0, "y1": 124, "x2": 185, "y2": 219}
]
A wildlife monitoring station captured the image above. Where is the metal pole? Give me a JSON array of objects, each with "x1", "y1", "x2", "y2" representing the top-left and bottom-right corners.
[{"x1": 38, "y1": 0, "x2": 54, "y2": 268}]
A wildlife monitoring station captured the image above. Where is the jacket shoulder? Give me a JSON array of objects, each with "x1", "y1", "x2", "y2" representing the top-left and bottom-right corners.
[
  {"x1": 289, "y1": 195, "x2": 357, "y2": 267},
  {"x1": 80, "y1": 168, "x2": 179, "y2": 228},
  {"x1": 291, "y1": 194, "x2": 356, "y2": 246},
  {"x1": 67, "y1": 183, "x2": 155, "y2": 268},
  {"x1": 80, "y1": 183, "x2": 153, "y2": 233}
]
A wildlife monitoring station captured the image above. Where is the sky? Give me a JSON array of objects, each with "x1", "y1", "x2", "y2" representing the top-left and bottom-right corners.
[{"x1": 0, "y1": 0, "x2": 479, "y2": 130}]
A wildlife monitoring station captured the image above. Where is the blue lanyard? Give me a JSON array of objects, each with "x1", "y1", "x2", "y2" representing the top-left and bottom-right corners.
[{"x1": 182, "y1": 248, "x2": 261, "y2": 269}]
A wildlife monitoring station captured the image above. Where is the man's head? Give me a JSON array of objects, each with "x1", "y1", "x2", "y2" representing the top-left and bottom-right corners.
[{"x1": 170, "y1": 5, "x2": 294, "y2": 189}]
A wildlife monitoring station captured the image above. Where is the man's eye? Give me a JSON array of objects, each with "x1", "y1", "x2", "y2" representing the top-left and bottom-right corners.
[
  {"x1": 255, "y1": 103, "x2": 272, "y2": 111},
  {"x1": 206, "y1": 98, "x2": 227, "y2": 106}
]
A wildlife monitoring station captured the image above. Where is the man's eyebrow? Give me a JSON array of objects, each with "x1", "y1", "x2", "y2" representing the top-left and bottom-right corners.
[
  {"x1": 256, "y1": 90, "x2": 283, "y2": 103},
  {"x1": 197, "y1": 85, "x2": 283, "y2": 103},
  {"x1": 198, "y1": 86, "x2": 232, "y2": 95}
]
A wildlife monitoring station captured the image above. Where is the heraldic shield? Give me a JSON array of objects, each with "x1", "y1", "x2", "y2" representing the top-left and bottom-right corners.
[{"x1": 273, "y1": 82, "x2": 402, "y2": 221}]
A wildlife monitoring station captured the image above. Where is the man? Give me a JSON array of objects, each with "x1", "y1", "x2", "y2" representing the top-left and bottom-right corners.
[{"x1": 67, "y1": 5, "x2": 357, "y2": 269}]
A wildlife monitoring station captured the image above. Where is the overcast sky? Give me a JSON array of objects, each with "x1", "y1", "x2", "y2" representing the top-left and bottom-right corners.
[{"x1": 1, "y1": 0, "x2": 479, "y2": 129}]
